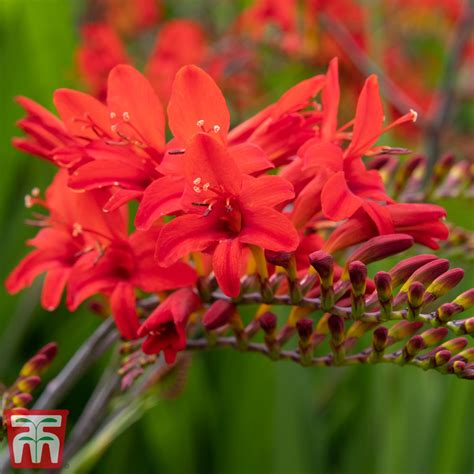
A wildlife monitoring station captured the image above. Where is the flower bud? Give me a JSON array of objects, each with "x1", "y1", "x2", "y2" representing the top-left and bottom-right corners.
[
  {"x1": 404, "y1": 335, "x2": 426, "y2": 358},
  {"x1": 16, "y1": 375, "x2": 41, "y2": 393},
  {"x1": 440, "y1": 337, "x2": 468, "y2": 355},
  {"x1": 346, "y1": 234, "x2": 414, "y2": 271},
  {"x1": 296, "y1": 318, "x2": 314, "y2": 342},
  {"x1": 394, "y1": 155, "x2": 425, "y2": 195},
  {"x1": 309, "y1": 250, "x2": 334, "y2": 310},
  {"x1": 38, "y1": 342, "x2": 58, "y2": 362},
  {"x1": 389, "y1": 254, "x2": 437, "y2": 288},
  {"x1": 408, "y1": 282, "x2": 425, "y2": 319},
  {"x1": 309, "y1": 251, "x2": 334, "y2": 284},
  {"x1": 349, "y1": 261, "x2": 367, "y2": 296},
  {"x1": 203, "y1": 300, "x2": 235, "y2": 331},
  {"x1": 420, "y1": 328, "x2": 448, "y2": 347},
  {"x1": 265, "y1": 250, "x2": 293, "y2": 268},
  {"x1": 461, "y1": 369, "x2": 474, "y2": 380},
  {"x1": 434, "y1": 349, "x2": 452, "y2": 367},
  {"x1": 20, "y1": 354, "x2": 48, "y2": 377},
  {"x1": 463, "y1": 317, "x2": 474, "y2": 334},
  {"x1": 372, "y1": 326, "x2": 388, "y2": 352},
  {"x1": 452, "y1": 360, "x2": 465, "y2": 375},
  {"x1": 328, "y1": 315, "x2": 345, "y2": 345},
  {"x1": 375, "y1": 272, "x2": 392, "y2": 302},
  {"x1": 454, "y1": 348, "x2": 474, "y2": 363},
  {"x1": 423, "y1": 269, "x2": 464, "y2": 305},
  {"x1": 436, "y1": 303, "x2": 457, "y2": 323},
  {"x1": 259, "y1": 312, "x2": 277, "y2": 335},
  {"x1": 432, "y1": 153, "x2": 455, "y2": 187},
  {"x1": 452, "y1": 288, "x2": 474, "y2": 311},
  {"x1": 400, "y1": 259, "x2": 450, "y2": 293},
  {"x1": 12, "y1": 393, "x2": 33, "y2": 407},
  {"x1": 388, "y1": 321, "x2": 423, "y2": 341}
]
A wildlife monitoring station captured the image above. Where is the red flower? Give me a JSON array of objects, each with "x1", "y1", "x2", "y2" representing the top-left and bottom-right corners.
[
  {"x1": 68, "y1": 225, "x2": 196, "y2": 339},
  {"x1": 5, "y1": 170, "x2": 127, "y2": 310},
  {"x1": 292, "y1": 59, "x2": 417, "y2": 230},
  {"x1": 145, "y1": 20, "x2": 208, "y2": 103},
  {"x1": 138, "y1": 288, "x2": 200, "y2": 364},
  {"x1": 156, "y1": 133, "x2": 299, "y2": 297},
  {"x1": 77, "y1": 23, "x2": 130, "y2": 101}
]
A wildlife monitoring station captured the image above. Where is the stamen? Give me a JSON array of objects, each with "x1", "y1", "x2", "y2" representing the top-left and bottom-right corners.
[
  {"x1": 111, "y1": 124, "x2": 118, "y2": 133},
  {"x1": 193, "y1": 186, "x2": 202, "y2": 193},
  {"x1": 31, "y1": 187, "x2": 40, "y2": 197},
  {"x1": 122, "y1": 111, "x2": 130, "y2": 122},
  {"x1": 196, "y1": 119, "x2": 205, "y2": 128},
  {"x1": 213, "y1": 125, "x2": 221, "y2": 133},
  {"x1": 168, "y1": 149, "x2": 186, "y2": 155},
  {"x1": 24, "y1": 195, "x2": 33, "y2": 208},
  {"x1": 110, "y1": 112, "x2": 117, "y2": 119},
  {"x1": 410, "y1": 109, "x2": 418, "y2": 122},
  {"x1": 72, "y1": 222, "x2": 83, "y2": 237},
  {"x1": 202, "y1": 182, "x2": 210, "y2": 191},
  {"x1": 193, "y1": 177, "x2": 202, "y2": 185}
]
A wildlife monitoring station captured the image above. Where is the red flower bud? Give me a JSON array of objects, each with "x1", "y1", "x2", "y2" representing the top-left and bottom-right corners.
[
  {"x1": 423, "y1": 268, "x2": 464, "y2": 304},
  {"x1": 388, "y1": 321, "x2": 423, "y2": 340},
  {"x1": 420, "y1": 328, "x2": 448, "y2": 347},
  {"x1": 259, "y1": 312, "x2": 277, "y2": 335},
  {"x1": 375, "y1": 272, "x2": 392, "y2": 302},
  {"x1": 20, "y1": 354, "x2": 49, "y2": 377},
  {"x1": 436, "y1": 303, "x2": 457, "y2": 323},
  {"x1": 440, "y1": 337, "x2": 468, "y2": 355},
  {"x1": 389, "y1": 254, "x2": 438, "y2": 288},
  {"x1": 404, "y1": 335, "x2": 426, "y2": 357},
  {"x1": 408, "y1": 282, "x2": 425, "y2": 309},
  {"x1": 309, "y1": 250, "x2": 334, "y2": 283},
  {"x1": 434, "y1": 349, "x2": 452, "y2": 367},
  {"x1": 38, "y1": 342, "x2": 58, "y2": 362},
  {"x1": 348, "y1": 261, "x2": 367, "y2": 296},
  {"x1": 400, "y1": 259, "x2": 450, "y2": 293},
  {"x1": 203, "y1": 300, "x2": 235, "y2": 330},
  {"x1": 12, "y1": 393, "x2": 33, "y2": 407},
  {"x1": 452, "y1": 288, "x2": 474, "y2": 311},
  {"x1": 296, "y1": 318, "x2": 314, "y2": 342},
  {"x1": 16, "y1": 375, "x2": 42, "y2": 393},
  {"x1": 265, "y1": 250, "x2": 293, "y2": 268},
  {"x1": 372, "y1": 326, "x2": 388, "y2": 352},
  {"x1": 346, "y1": 234, "x2": 414, "y2": 271},
  {"x1": 328, "y1": 315, "x2": 345, "y2": 345}
]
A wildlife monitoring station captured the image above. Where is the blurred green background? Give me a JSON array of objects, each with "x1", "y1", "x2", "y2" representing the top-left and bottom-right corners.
[{"x1": 1, "y1": 1, "x2": 473, "y2": 473}]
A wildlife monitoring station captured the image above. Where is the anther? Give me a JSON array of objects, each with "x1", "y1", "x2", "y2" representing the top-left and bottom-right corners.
[
  {"x1": 213, "y1": 125, "x2": 221, "y2": 133},
  {"x1": 72, "y1": 223, "x2": 83, "y2": 237},
  {"x1": 110, "y1": 112, "x2": 117, "y2": 119},
  {"x1": 196, "y1": 119, "x2": 205, "y2": 128},
  {"x1": 122, "y1": 111, "x2": 130, "y2": 122},
  {"x1": 193, "y1": 177, "x2": 202, "y2": 185},
  {"x1": 202, "y1": 182, "x2": 210, "y2": 191},
  {"x1": 24, "y1": 195, "x2": 33, "y2": 208},
  {"x1": 409, "y1": 109, "x2": 418, "y2": 122},
  {"x1": 31, "y1": 187, "x2": 40, "y2": 197},
  {"x1": 111, "y1": 124, "x2": 118, "y2": 133},
  {"x1": 193, "y1": 186, "x2": 202, "y2": 193}
]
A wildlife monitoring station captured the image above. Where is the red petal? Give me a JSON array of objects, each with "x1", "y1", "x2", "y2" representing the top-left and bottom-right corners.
[
  {"x1": 110, "y1": 282, "x2": 139, "y2": 340},
  {"x1": 362, "y1": 201, "x2": 394, "y2": 234},
  {"x1": 291, "y1": 174, "x2": 325, "y2": 229},
  {"x1": 156, "y1": 214, "x2": 227, "y2": 266},
  {"x1": 321, "y1": 171, "x2": 362, "y2": 221},
  {"x1": 107, "y1": 65, "x2": 165, "y2": 152},
  {"x1": 135, "y1": 176, "x2": 184, "y2": 229},
  {"x1": 104, "y1": 189, "x2": 144, "y2": 212},
  {"x1": 272, "y1": 74, "x2": 325, "y2": 119},
  {"x1": 167, "y1": 65, "x2": 230, "y2": 143},
  {"x1": 239, "y1": 207, "x2": 299, "y2": 251},
  {"x1": 229, "y1": 143, "x2": 273, "y2": 174},
  {"x1": 303, "y1": 141, "x2": 343, "y2": 172},
  {"x1": 240, "y1": 175, "x2": 294, "y2": 208},
  {"x1": 345, "y1": 75, "x2": 384, "y2": 158},
  {"x1": 321, "y1": 57, "x2": 340, "y2": 140},
  {"x1": 185, "y1": 133, "x2": 242, "y2": 196},
  {"x1": 54, "y1": 89, "x2": 110, "y2": 140},
  {"x1": 69, "y1": 159, "x2": 151, "y2": 190},
  {"x1": 41, "y1": 268, "x2": 70, "y2": 311},
  {"x1": 5, "y1": 250, "x2": 61, "y2": 294},
  {"x1": 213, "y1": 239, "x2": 243, "y2": 297}
]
